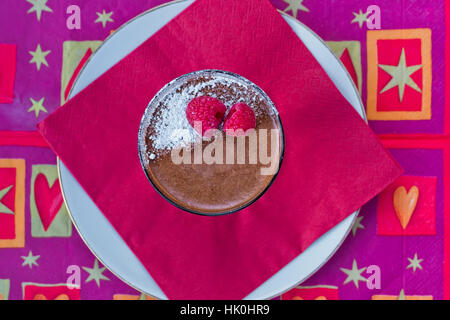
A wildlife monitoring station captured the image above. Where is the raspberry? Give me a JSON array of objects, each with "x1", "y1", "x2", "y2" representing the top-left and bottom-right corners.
[
  {"x1": 223, "y1": 103, "x2": 256, "y2": 136},
  {"x1": 186, "y1": 96, "x2": 227, "y2": 136}
]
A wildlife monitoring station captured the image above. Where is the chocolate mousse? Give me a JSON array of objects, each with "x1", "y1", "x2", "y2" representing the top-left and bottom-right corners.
[{"x1": 138, "y1": 70, "x2": 283, "y2": 215}]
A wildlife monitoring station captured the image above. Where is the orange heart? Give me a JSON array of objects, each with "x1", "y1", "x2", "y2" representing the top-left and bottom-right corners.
[
  {"x1": 292, "y1": 295, "x2": 327, "y2": 300},
  {"x1": 393, "y1": 185, "x2": 419, "y2": 229},
  {"x1": 33, "y1": 293, "x2": 69, "y2": 300},
  {"x1": 0, "y1": 293, "x2": 4, "y2": 300}
]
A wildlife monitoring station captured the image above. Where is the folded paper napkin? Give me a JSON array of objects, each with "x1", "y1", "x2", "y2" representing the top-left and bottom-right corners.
[{"x1": 39, "y1": 0, "x2": 402, "y2": 299}]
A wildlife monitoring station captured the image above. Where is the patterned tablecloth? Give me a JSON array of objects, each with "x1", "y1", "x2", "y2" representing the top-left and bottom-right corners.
[{"x1": 0, "y1": 0, "x2": 447, "y2": 300}]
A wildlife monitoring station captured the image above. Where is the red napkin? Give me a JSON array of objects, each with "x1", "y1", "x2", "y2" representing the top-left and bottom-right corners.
[{"x1": 39, "y1": 0, "x2": 402, "y2": 299}]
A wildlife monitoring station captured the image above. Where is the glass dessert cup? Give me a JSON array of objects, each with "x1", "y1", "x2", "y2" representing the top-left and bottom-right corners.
[{"x1": 138, "y1": 70, "x2": 284, "y2": 216}]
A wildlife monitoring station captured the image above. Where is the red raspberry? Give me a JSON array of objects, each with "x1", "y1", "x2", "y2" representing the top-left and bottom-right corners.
[
  {"x1": 223, "y1": 103, "x2": 256, "y2": 136},
  {"x1": 186, "y1": 96, "x2": 227, "y2": 136}
]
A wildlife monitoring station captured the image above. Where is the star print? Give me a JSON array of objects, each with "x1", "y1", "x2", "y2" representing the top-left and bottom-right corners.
[
  {"x1": 21, "y1": 251, "x2": 40, "y2": 269},
  {"x1": 28, "y1": 97, "x2": 48, "y2": 118},
  {"x1": 379, "y1": 48, "x2": 422, "y2": 102},
  {"x1": 95, "y1": 10, "x2": 114, "y2": 28},
  {"x1": 0, "y1": 185, "x2": 14, "y2": 215},
  {"x1": 283, "y1": 0, "x2": 309, "y2": 18},
  {"x1": 83, "y1": 259, "x2": 109, "y2": 287},
  {"x1": 26, "y1": 0, "x2": 53, "y2": 21},
  {"x1": 29, "y1": 44, "x2": 50, "y2": 70},
  {"x1": 351, "y1": 216, "x2": 365, "y2": 237},
  {"x1": 407, "y1": 253, "x2": 423, "y2": 272},
  {"x1": 351, "y1": 9, "x2": 369, "y2": 28},
  {"x1": 340, "y1": 259, "x2": 367, "y2": 289}
]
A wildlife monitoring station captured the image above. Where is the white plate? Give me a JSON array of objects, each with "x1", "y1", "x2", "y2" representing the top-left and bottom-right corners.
[{"x1": 59, "y1": 0, "x2": 365, "y2": 300}]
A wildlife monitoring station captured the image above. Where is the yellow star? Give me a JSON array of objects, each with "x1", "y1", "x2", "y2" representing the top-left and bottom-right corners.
[
  {"x1": 83, "y1": 260, "x2": 109, "y2": 287},
  {"x1": 29, "y1": 44, "x2": 50, "y2": 71},
  {"x1": 379, "y1": 48, "x2": 422, "y2": 102},
  {"x1": 407, "y1": 253, "x2": 423, "y2": 273},
  {"x1": 340, "y1": 259, "x2": 367, "y2": 289},
  {"x1": 21, "y1": 251, "x2": 40, "y2": 269},
  {"x1": 351, "y1": 216, "x2": 365, "y2": 237},
  {"x1": 95, "y1": 10, "x2": 114, "y2": 28},
  {"x1": 351, "y1": 9, "x2": 369, "y2": 28},
  {"x1": 283, "y1": 0, "x2": 309, "y2": 18},
  {"x1": 0, "y1": 185, "x2": 14, "y2": 215},
  {"x1": 26, "y1": 0, "x2": 53, "y2": 21},
  {"x1": 28, "y1": 97, "x2": 48, "y2": 118}
]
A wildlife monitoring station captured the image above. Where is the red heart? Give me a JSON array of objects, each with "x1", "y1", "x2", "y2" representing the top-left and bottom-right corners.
[{"x1": 34, "y1": 173, "x2": 63, "y2": 231}]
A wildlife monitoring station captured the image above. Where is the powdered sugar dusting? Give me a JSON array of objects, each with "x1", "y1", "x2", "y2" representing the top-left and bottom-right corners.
[{"x1": 138, "y1": 70, "x2": 277, "y2": 162}]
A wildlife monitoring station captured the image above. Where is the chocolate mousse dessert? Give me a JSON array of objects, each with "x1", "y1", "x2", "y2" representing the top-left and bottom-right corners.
[{"x1": 138, "y1": 70, "x2": 283, "y2": 215}]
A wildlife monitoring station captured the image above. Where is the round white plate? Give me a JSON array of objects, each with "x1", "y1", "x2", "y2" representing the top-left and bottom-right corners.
[{"x1": 59, "y1": 0, "x2": 365, "y2": 300}]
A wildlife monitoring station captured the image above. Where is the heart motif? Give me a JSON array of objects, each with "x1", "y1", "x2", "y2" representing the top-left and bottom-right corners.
[
  {"x1": 393, "y1": 185, "x2": 419, "y2": 229},
  {"x1": 33, "y1": 293, "x2": 69, "y2": 300},
  {"x1": 34, "y1": 173, "x2": 63, "y2": 231}
]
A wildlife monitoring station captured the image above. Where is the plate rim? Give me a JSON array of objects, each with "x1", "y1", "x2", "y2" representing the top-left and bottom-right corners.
[{"x1": 58, "y1": 0, "x2": 365, "y2": 300}]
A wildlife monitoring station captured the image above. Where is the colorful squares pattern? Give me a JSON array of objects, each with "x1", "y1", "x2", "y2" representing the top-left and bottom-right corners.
[
  {"x1": 22, "y1": 282, "x2": 80, "y2": 300},
  {"x1": 61, "y1": 41, "x2": 102, "y2": 104},
  {"x1": 299, "y1": 146, "x2": 443, "y2": 300},
  {"x1": 280, "y1": 285, "x2": 339, "y2": 300},
  {"x1": 113, "y1": 293, "x2": 157, "y2": 300},
  {"x1": 0, "y1": 279, "x2": 10, "y2": 300},
  {"x1": 367, "y1": 29, "x2": 432, "y2": 120},
  {"x1": 30, "y1": 165, "x2": 72, "y2": 238},
  {"x1": 376, "y1": 39, "x2": 423, "y2": 112},
  {"x1": 0, "y1": 167, "x2": 16, "y2": 238},
  {"x1": 0, "y1": 159, "x2": 25, "y2": 248},
  {"x1": 377, "y1": 175, "x2": 436, "y2": 236},
  {"x1": 372, "y1": 293, "x2": 433, "y2": 300},
  {"x1": 0, "y1": 44, "x2": 16, "y2": 104},
  {"x1": 326, "y1": 41, "x2": 362, "y2": 94}
]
